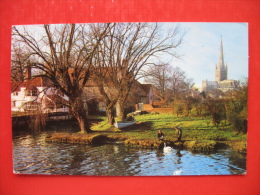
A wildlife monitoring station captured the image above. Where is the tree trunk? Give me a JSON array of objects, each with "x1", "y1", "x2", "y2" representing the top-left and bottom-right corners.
[
  {"x1": 77, "y1": 116, "x2": 91, "y2": 133},
  {"x1": 106, "y1": 106, "x2": 115, "y2": 125},
  {"x1": 116, "y1": 100, "x2": 125, "y2": 121},
  {"x1": 71, "y1": 96, "x2": 91, "y2": 133}
]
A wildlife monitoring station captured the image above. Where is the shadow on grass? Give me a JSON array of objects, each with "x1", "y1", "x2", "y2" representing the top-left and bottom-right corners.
[
  {"x1": 90, "y1": 121, "x2": 153, "y2": 134},
  {"x1": 121, "y1": 121, "x2": 153, "y2": 131}
]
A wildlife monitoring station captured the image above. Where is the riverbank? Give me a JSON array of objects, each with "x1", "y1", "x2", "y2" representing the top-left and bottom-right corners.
[
  {"x1": 45, "y1": 114, "x2": 247, "y2": 152},
  {"x1": 45, "y1": 131, "x2": 246, "y2": 152}
]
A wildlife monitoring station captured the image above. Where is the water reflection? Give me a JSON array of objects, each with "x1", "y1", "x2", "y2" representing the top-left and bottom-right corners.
[{"x1": 13, "y1": 133, "x2": 246, "y2": 176}]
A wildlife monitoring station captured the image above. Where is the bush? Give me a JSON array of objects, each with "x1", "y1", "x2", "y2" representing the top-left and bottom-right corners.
[{"x1": 228, "y1": 116, "x2": 247, "y2": 133}]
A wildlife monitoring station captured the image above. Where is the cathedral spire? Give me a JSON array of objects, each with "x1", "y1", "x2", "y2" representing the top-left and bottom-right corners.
[
  {"x1": 218, "y1": 36, "x2": 224, "y2": 68},
  {"x1": 215, "y1": 36, "x2": 228, "y2": 82}
]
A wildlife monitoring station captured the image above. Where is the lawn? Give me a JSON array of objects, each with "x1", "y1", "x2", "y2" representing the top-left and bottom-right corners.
[
  {"x1": 91, "y1": 113, "x2": 247, "y2": 142},
  {"x1": 46, "y1": 113, "x2": 247, "y2": 151}
]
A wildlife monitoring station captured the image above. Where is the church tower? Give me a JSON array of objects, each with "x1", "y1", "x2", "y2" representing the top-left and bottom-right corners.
[{"x1": 215, "y1": 37, "x2": 228, "y2": 82}]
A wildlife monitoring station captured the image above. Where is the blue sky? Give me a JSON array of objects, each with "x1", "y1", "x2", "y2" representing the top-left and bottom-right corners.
[
  {"x1": 165, "y1": 22, "x2": 248, "y2": 86},
  {"x1": 14, "y1": 23, "x2": 248, "y2": 87}
]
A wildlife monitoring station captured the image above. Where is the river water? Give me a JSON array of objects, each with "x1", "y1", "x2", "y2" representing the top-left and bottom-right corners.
[{"x1": 12, "y1": 126, "x2": 246, "y2": 176}]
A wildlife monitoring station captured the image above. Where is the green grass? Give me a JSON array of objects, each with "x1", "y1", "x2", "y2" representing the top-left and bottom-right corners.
[
  {"x1": 90, "y1": 113, "x2": 247, "y2": 142},
  {"x1": 91, "y1": 118, "x2": 113, "y2": 131}
]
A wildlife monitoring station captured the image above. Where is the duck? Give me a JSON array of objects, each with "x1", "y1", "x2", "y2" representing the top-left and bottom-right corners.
[{"x1": 163, "y1": 142, "x2": 172, "y2": 152}]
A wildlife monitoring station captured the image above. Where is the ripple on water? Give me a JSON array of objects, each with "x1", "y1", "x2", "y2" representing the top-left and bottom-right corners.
[{"x1": 13, "y1": 134, "x2": 246, "y2": 176}]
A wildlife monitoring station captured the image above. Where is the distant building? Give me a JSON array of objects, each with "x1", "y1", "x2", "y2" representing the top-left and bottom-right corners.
[
  {"x1": 11, "y1": 66, "x2": 69, "y2": 113},
  {"x1": 12, "y1": 65, "x2": 153, "y2": 115},
  {"x1": 202, "y1": 38, "x2": 240, "y2": 93},
  {"x1": 83, "y1": 70, "x2": 154, "y2": 113}
]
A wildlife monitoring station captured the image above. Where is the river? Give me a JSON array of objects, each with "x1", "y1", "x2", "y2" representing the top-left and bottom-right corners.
[{"x1": 12, "y1": 124, "x2": 246, "y2": 176}]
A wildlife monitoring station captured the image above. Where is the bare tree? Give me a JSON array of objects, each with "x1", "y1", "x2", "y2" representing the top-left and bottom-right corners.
[
  {"x1": 12, "y1": 23, "x2": 111, "y2": 133},
  {"x1": 92, "y1": 23, "x2": 185, "y2": 124},
  {"x1": 168, "y1": 66, "x2": 194, "y2": 100},
  {"x1": 144, "y1": 64, "x2": 194, "y2": 105},
  {"x1": 144, "y1": 63, "x2": 172, "y2": 103},
  {"x1": 11, "y1": 46, "x2": 28, "y2": 82}
]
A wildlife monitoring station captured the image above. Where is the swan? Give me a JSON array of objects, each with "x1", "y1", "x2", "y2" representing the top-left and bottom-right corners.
[
  {"x1": 163, "y1": 142, "x2": 172, "y2": 152},
  {"x1": 173, "y1": 170, "x2": 182, "y2": 175}
]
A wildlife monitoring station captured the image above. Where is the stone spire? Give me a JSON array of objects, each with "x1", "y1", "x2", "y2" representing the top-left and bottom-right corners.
[
  {"x1": 215, "y1": 36, "x2": 227, "y2": 82},
  {"x1": 218, "y1": 36, "x2": 224, "y2": 68}
]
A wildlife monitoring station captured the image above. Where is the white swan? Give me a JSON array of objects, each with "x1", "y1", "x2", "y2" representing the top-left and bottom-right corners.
[
  {"x1": 173, "y1": 170, "x2": 182, "y2": 175},
  {"x1": 163, "y1": 142, "x2": 172, "y2": 152}
]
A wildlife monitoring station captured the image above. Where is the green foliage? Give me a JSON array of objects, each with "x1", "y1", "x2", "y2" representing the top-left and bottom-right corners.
[
  {"x1": 203, "y1": 99, "x2": 227, "y2": 128},
  {"x1": 172, "y1": 80, "x2": 248, "y2": 134},
  {"x1": 193, "y1": 101, "x2": 204, "y2": 117},
  {"x1": 225, "y1": 84, "x2": 248, "y2": 133},
  {"x1": 173, "y1": 97, "x2": 204, "y2": 117},
  {"x1": 173, "y1": 100, "x2": 185, "y2": 116},
  {"x1": 226, "y1": 101, "x2": 247, "y2": 133}
]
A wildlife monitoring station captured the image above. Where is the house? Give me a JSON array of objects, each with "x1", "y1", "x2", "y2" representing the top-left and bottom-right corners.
[
  {"x1": 11, "y1": 67, "x2": 69, "y2": 114},
  {"x1": 11, "y1": 65, "x2": 154, "y2": 115},
  {"x1": 83, "y1": 73, "x2": 154, "y2": 114},
  {"x1": 134, "y1": 83, "x2": 154, "y2": 111},
  {"x1": 138, "y1": 84, "x2": 153, "y2": 104}
]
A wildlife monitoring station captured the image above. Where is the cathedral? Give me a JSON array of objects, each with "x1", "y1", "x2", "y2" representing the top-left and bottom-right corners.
[{"x1": 202, "y1": 38, "x2": 240, "y2": 93}]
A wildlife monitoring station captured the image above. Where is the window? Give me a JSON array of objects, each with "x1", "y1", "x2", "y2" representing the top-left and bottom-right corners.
[
  {"x1": 24, "y1": 102, "x2": 40, "y2": 111},
  {"x1": 25, "y1": 89, "x2": 38, "y2": 96},
  {"x1": 13, "y1": 91, "x2": 18, "y2": 96},
  {"x1": 98, "y1": 102, "x2": 106, "y2": 111},
  {"x1": 140, "y1": 97, "x2": 147, "y2": 104},
  {"x1": 138, "y1": 103, "x2": 144, "y2": 110}
]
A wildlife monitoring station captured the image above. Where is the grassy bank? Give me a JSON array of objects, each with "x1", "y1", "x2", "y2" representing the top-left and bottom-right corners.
[
  {"x1": 91, "y1": 113, "x2": 247, "y2": 142},
  {"x1": 47, "y1": 113, "x2": 247, "y2": 152}
]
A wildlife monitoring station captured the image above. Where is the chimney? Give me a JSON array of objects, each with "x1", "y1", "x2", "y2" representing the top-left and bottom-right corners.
[{"x1": 25, "y1": 62, "x2": 32, "y2": 80}]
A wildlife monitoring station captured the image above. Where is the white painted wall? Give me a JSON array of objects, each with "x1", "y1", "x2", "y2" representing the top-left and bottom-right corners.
[{"x1": 11, "y1": 86, "x2": 69, "y2": 113}]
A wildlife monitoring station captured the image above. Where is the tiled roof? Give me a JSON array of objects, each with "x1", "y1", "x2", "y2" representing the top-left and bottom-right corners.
[
  {"x1": 141, "y1": 84, "x2": 152, "y2": 94},
  {"x1": 11, "y1": 77, "x2": 50, "y2": 92}
]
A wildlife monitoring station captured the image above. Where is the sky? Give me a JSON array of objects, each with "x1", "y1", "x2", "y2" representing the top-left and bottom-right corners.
[
  {"x1": 164, "y1": 22, "x2": 248, "y2": 87},
  {"x1": 13, "y1": 22, "x2": 248, "y2": 87}
]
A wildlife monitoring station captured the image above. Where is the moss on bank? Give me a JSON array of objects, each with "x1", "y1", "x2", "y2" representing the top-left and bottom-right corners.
[
  {"x1": 45, "y1": 114, "x2": 247, "y2": 152},
  {"x1": 218, "y1": 140, "x2": 247, "y2": 152},
  {"x1": 183, "y1": 140, "x2": 217, "y2": 151},
  {"x1": 45, "y1": 132, "x2": 246, "y2": 152},
  {"x1": 45, "y1": 133, "x2": 107, "y2": 145}
]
